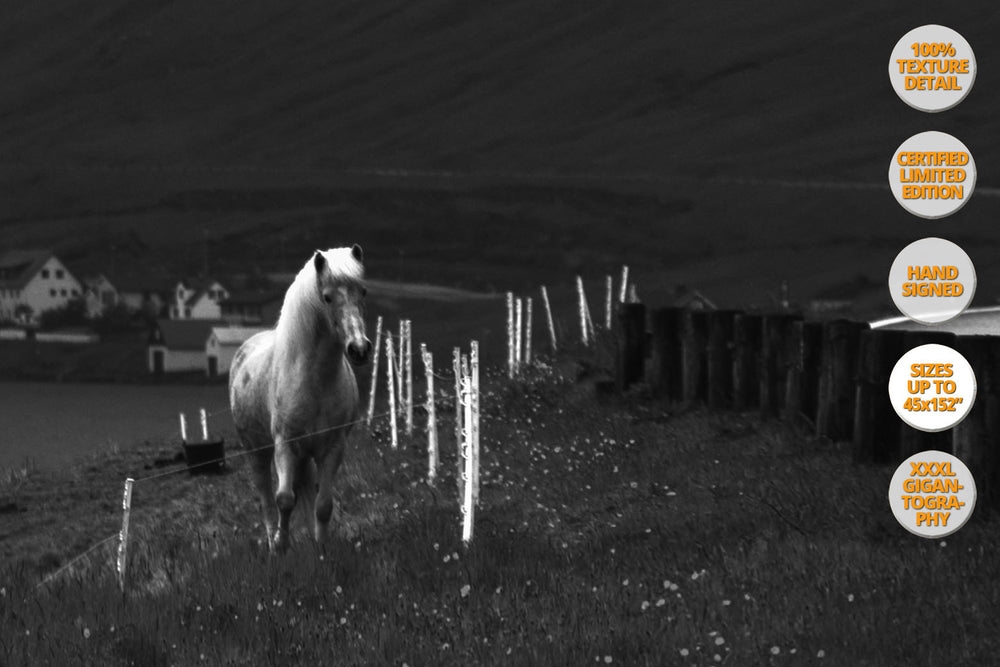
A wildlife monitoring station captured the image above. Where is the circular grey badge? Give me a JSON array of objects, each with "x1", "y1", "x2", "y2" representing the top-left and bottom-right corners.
[{"x1": 888, "y1": 237, "x2": 975, "y2": 324}]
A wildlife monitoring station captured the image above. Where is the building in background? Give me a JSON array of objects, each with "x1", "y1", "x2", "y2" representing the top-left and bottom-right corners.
[
  {"x1": 206, "y1": 326, "x2": 269, "y2": 377},
  {"x1": 168, "y1": 279, "x2": 230, "y2": 320},
  {"x1": 82, "y1": 274, "x2": 120, "y2": 319},
  {"x1": 148, "y1": 319, "x2": 224, "y2": 374},
  {"x1": 0, "y1": 250, "x2": 84, "y2": 323}
]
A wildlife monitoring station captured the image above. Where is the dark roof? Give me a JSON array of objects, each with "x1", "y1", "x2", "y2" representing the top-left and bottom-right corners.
[
  {"x1": 150, "y1": 319, "x2": 225, "y2": 351},
  {"x1": 673, "y1": 287, "x2": 716, "y2": 310},
  {"x1": 0, "y1": 250, "x2": 54, "y2": 290}
]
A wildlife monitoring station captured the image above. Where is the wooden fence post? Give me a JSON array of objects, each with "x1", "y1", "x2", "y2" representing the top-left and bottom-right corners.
[
  {"x1": 897, "y1": 330, "x2": 958, "y2": 457},
  {"x1": 421, "y1": 344, "x2": 438, "y2": 484},
  {"x1": 648, "y1": 307, "x2": 683, "y2": 400},
  {"x1": 540, "y1": 286, "x2": 557, "y2": 354},
  {"x1": 852, "y1": 328, "x2": 906, "y2": 463},
  {"x1": 386, "y1": 334, "x2": 398, "y2": 449},
  {"x1": 953, "y1": 336, "x2": 1000, "y2": 511},
  {"x1": 784, "y1": 321, "x2": 824, "y2": 424},
  {"x1": 732, "y1": 313, "x2": 763, "y2": 410},
  {"x1": 616, "y1": 303, "x2": 647, "y2": 391},
  {"x1": 366, "y1": 315, "x2": 383, "y2": 426},
  {"x1": 681, "y1": 309, "x2": 709, "y2": 404},
  {"x1": 116, "y1": 478, "x2": 135, "y2": 591},
  {"x1": 815, "y1": 319, "x2": 868, "y2": 441},
  {"x1": 706, "y1": 310, "x2": 738, "y2": 409},
  {"x1": 759, "y1": 313, "x2": 802, "y2": 418},
  {"x1": 453, "y1": 347, "x2": 463, "y2": 502}
]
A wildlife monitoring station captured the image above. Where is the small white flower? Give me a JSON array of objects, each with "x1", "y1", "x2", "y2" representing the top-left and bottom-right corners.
[
  {"x1": 460, "y1": 585, "x2": 471, "y2": 598},
  {"x1": 817, "y1": 650, "x2": 826, "y2": 658},
  {"x1": 680, "y1": 648, "x2": 689, "y2": 657},
  {"x1": 771, "y1": 646, "x2": 780, "y2": 655}
]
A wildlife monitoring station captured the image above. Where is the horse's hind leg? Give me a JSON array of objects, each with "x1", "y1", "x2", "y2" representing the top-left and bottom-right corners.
[
  {"x1": 273, "y1": 440, "x2": 298, "y2": 553},
  {"x1": 248, "y1": 446, "x2": 278, "y2": 550},
  {"x1": 313, "y1": 436, "x2": 346, "y2": 544}
]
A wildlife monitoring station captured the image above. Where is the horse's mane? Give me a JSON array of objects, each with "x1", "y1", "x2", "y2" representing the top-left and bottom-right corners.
[{"x1": 275, "y1": 248, "x2": 364, "y2": 344}]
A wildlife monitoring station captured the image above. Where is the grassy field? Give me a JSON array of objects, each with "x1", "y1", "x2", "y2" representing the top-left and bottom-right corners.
[{"x1": 3, "y1": 342, "x2": 999, "y2": 666}]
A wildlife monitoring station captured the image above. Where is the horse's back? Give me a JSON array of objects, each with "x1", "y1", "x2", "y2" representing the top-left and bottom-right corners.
[{"x1": 229, "y1": 330, "x2": 277, "y2": 446}]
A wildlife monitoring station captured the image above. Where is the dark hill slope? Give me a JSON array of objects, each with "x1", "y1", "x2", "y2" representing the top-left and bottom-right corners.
[{"x1": 3, "y1": 1, "x2": 1000, "y2": 309}]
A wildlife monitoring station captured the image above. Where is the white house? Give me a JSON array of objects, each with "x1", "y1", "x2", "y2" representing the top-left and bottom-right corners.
[
  {"x1": 148, "y1": 319, "x2": 223, "y2": 374},
  {"x1": 83, "y1": 274, "x2": 120, "y2": 319},
  {"x1": 0, "y1": 251, "x2": 84, "y2": 323},
  {"x1": 205, "y1": 326, "x2": 269, "y2": 377},
  {"x1": 169, "y1": 279, "x2": 230, "y2": 320}
]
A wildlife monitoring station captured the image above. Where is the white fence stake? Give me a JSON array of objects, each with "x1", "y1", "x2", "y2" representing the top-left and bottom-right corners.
[
  {"x1": 525, "y1": 298, "x2": 533, "y2": 365},
  {"x1": 200, "y1": 408, "x2": 208, "y2": 440},
  {"x1": 471, "y1": 340, "x2": 481, "y2": 507},
  {"x1": 422, "y1": 344, "x2": 438, "y2": 484},
  {"x1": 405, "y1": 320, "x2": 413, "y2": 436},
  {"x1": 506, "y1": 292, "x2": 515, "y2": 378},
  {"x1": 584, "y1": 291, "x2": 596, "y2": 341},
  {"x1": 515, "y1": 298, "x2": 523, "y2": 372},
  {"x1": 619, "y1": 265, "x2": 629, "y2": 304},
  {"x1": 576, "y1": 276, "x2": 590, "y2": 346},
  {"x1": 453, "y1": 347, "x2": 464, "y2": 502},
  {"x1": 605, "y1": 274, "x2": 613, "y2": 330},
  {"x1": 541, "y1": 285, "x2": 557, "y2": 353},
  {"x1": 116, "y1": 477, "x2": 134, "y2": 591},
  {"x1": 178, "y1": 413, "x2": 187, "y2": 442},
  {"x1": 366, "y1": 316, "x2": 383, "y2": 426},
  {"x1": 460, "y1": 375, "x2": 475, "y2": 545},
  {"x1": 385, "y1": 334, "x2": 398, "y2": 450},
  {"x1": 396, "y1": 320, "x2": 405, "y2": 416}
]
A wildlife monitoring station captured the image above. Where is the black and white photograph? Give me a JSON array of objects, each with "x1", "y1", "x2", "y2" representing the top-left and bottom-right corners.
[{"x1": 2, "y1": 2, "x2": 1000, "y2": 665}]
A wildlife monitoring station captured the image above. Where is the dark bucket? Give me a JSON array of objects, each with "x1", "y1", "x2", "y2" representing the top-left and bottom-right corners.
[{"x1": 182, "y1": 438, "x2": 226, "y2": 475}]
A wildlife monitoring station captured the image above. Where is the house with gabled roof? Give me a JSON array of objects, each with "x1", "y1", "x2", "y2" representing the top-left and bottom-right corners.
[
  {"x1": 148, "y1": 318, "x2": 224, "y2": 374},
  {"x1": 168, "y1": 278, "x2": 230, "y2": 320},
  {"x1": 672, "y1": 285, "x2": 717, "y2": 310},
  {"x1": 0, "y1": 250, "x2": 84, "y2": 323},
  {"x1": 206, "y1": 325, "x2": 269, "y2": 377}
]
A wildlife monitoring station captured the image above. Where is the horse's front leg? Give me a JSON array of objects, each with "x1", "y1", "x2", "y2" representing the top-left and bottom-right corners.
[
  {"x1": 272, "y1": 438, "x2": 299, "y2": 553},
  {"x1": 313, "y1": 434, "x2": 346, "y2": 545},
  {"x1": 248, "y1": 446, "x2": 278, "y2": 550}
]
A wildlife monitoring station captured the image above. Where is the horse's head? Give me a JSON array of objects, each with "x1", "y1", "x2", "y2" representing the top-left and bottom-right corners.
[{"x1": 313, "y1": 245, "x2": 372, "y2": 366}]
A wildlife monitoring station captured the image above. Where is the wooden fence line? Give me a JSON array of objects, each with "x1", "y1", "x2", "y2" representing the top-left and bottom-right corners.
[{"x1": 610, "y1": 303, "x2": 1000, "y2": 510}]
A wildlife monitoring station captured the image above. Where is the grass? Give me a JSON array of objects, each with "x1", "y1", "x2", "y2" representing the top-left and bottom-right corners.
[{"x1": 2, "y1": 344, "x2": 999, "y2": 666}]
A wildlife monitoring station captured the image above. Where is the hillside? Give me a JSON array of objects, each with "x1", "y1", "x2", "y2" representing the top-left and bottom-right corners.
[{"x1": 4, "y1": 1, "x2": 1000, "y2": 310}]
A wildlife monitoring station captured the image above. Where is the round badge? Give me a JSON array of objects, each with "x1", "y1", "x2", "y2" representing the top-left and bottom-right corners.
[
  {"x1": 888, "y1": 343, "x2": 976, "y2": 432},
  {"x1": 888, "y1": 25, "x2": 976, "y2": 112},
  {"x1": 888, "y1": 131, "x2": 975, "y2": 219},
  {"x1": 888, "y1": 237, "x2": 976, "y2": 324},
  {"x1": 888, "y1": 450, "x2": 976, "y2": 538}
]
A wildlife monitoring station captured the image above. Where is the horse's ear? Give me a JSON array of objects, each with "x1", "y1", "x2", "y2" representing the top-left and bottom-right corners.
[
  {"x1": 313, "y1": 250, "x2": 326, "y2": 274},
  {"x1": 351, "y1": 244, "x2": 363, "y2": 262}
]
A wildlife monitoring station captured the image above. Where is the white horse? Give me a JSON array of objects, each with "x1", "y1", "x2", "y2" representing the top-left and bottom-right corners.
[{"x1": 229, "y1": 245, "x2": 372, "y2": 553}]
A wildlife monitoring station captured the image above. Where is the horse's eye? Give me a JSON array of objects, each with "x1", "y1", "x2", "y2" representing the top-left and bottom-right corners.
[
  {"x1": 323, "y1": 294, "x2": 332, "y2": 304},
  {"x1": 361, "y1": 287, "x2": 368, "y2": 298}
]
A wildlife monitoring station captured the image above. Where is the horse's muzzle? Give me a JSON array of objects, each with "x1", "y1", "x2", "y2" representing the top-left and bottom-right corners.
[{"x1": 347, "y1": 339, "x2": 373, "y2": 366}]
